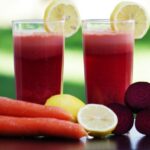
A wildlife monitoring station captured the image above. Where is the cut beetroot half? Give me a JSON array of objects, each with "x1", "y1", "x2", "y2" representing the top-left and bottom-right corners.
[
  {"x1": 135, "y1": 109, "x2": 150, "y2": 136},
  {"x1": 108, "y1": 103, "x2": 134, "y2": 135},
  {"x1": 124, "y1": 82, "x2": 150, "y2": 113}
]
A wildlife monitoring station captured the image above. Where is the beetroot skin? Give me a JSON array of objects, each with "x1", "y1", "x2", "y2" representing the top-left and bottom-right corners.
[
  {"x1": 135, "y1": 109, "x2": 150, "y2": 135},
  {"x1": 108, "y1": 103, "x2": 134, "y2": 135},
  {"x1": 125, "y1": 82, "x2": 150, "y2": 112}
]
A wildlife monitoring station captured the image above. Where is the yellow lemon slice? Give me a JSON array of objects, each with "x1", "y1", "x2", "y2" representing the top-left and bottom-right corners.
[
  {"x1": 110, "y1": 1, "x2": 149, "y2": 39},
  {"x1": 77, "y1": 104, "x2": 118, "y2": 137},
  {"x1": 44, "y1": 0, "x2": 81, "y2": 38},
  {"x1": 45, "y1": 94, "x2": 85, "y2": 122}
]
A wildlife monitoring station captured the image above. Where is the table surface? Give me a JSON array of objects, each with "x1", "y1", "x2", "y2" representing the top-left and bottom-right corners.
[{"x1": 0, "y1": 125, "x2": 149, "y2": 150}]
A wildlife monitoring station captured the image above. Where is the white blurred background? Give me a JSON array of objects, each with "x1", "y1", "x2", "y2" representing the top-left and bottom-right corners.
[{"x1": 0, "y1": 0, "x2": 149, "y2": 28}]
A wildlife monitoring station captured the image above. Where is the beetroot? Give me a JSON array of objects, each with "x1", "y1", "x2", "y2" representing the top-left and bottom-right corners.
[
  {"x1": 125, "y1": 82, "x2": 150, "y2": 113},
  {"x1": 135, "y1": 109, "x2": 150, "y2": 135},
  {"x1": 108, "y1": 103, "x2": 134, "y2": 135}
]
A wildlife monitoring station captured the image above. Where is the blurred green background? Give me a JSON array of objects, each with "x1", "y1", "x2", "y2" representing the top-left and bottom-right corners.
[{"x1": 0, "y1": 27, "x2": 150, "y2": 102}]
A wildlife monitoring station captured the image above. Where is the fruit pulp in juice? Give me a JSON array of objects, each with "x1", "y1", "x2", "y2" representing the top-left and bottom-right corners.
[
  {"x1": 14, "y1": 33, "x2": 64, "y2": 104},
  {"x1": 83, "y1": 32, "x2": 134, "y2": 105}
]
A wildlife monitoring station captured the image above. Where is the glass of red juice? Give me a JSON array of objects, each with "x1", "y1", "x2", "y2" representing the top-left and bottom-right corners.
[
  {"x1": 12, "y1": 20, "x2": 64, "y2": 104},
  {"x1": 82, "y1": 19, "x2": 135, "y2": 105}
]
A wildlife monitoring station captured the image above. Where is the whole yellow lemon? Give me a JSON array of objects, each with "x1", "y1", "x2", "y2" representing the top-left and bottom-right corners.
[{"x1": 45, "y1": 94, "x2": 85, "y2": 122}]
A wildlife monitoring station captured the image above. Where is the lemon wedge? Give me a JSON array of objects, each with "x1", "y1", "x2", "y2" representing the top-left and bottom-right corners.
[
  {"x1": 110, "y1": 1, "x2": 149, "y2": 39},
  {"x1": 45, "y1": 94, "x2": 85, "y2": 122},
  {"x1": 77, "y1": 104, "x2": 118, "y2": 137},
  {"x1": 44, "y1": 0, "x2": 81, "y2": 38}
]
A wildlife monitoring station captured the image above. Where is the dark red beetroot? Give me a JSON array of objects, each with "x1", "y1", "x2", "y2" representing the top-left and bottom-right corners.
[
  {"x1": 125, "y1": 82, "x2": 150, "y2": 113},
  {"x1": 108, "y1": 103, "x2": 134, "y2": 135},
  {"x1": 135, "y1": 109, "x2": 150, "y2": 136}
]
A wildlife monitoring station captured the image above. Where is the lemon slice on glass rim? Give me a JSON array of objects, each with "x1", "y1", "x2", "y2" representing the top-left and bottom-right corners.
[
  {"x1": 44, "y1": 0, "x2": 81, "y2": 38},
  {"x1": 110, "y1": 1, "x2": 149, "y2": 39},
  {"x1": 77, "y1": 104, "x2": 118, "y2": 137}
]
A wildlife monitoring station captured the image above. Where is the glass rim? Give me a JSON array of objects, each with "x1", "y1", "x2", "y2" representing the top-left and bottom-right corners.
[
  {"x1": 12, "y1": 19, "x2": 65, "y2": 24},
  {"x1": 82, "y1": 19, "x2": 135, "y2": 24}
]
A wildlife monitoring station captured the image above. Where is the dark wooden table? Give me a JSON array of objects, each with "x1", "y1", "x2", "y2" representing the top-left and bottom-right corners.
[{"x1": 0, "y1": 125, "x2": 149, "y2": 150}]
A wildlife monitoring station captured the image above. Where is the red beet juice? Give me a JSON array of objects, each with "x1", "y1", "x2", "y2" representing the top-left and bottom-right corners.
[
  {"x1": 83, "y1": 32, "x2": 134, "y2": 105},
  {"x1": 14, "y1": 33, "x2": 64, "y2": 104}
]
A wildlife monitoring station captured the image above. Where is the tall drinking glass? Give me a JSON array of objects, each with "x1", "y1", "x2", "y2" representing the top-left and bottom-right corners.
[
  {"x1": 82, "y1": 19, "x2": 134, "y2": 105},
  {"x1": 12, "y1": 20, "x2": 64, "y2": 104}
]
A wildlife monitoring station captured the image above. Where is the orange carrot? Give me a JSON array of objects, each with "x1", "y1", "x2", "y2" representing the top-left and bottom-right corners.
[
  {"x1": 0, "y1": 97, "x2": 72, "y2": 121},
  {"x1": 0, "y1": 116, "x2": 87, "y2": 139}
]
